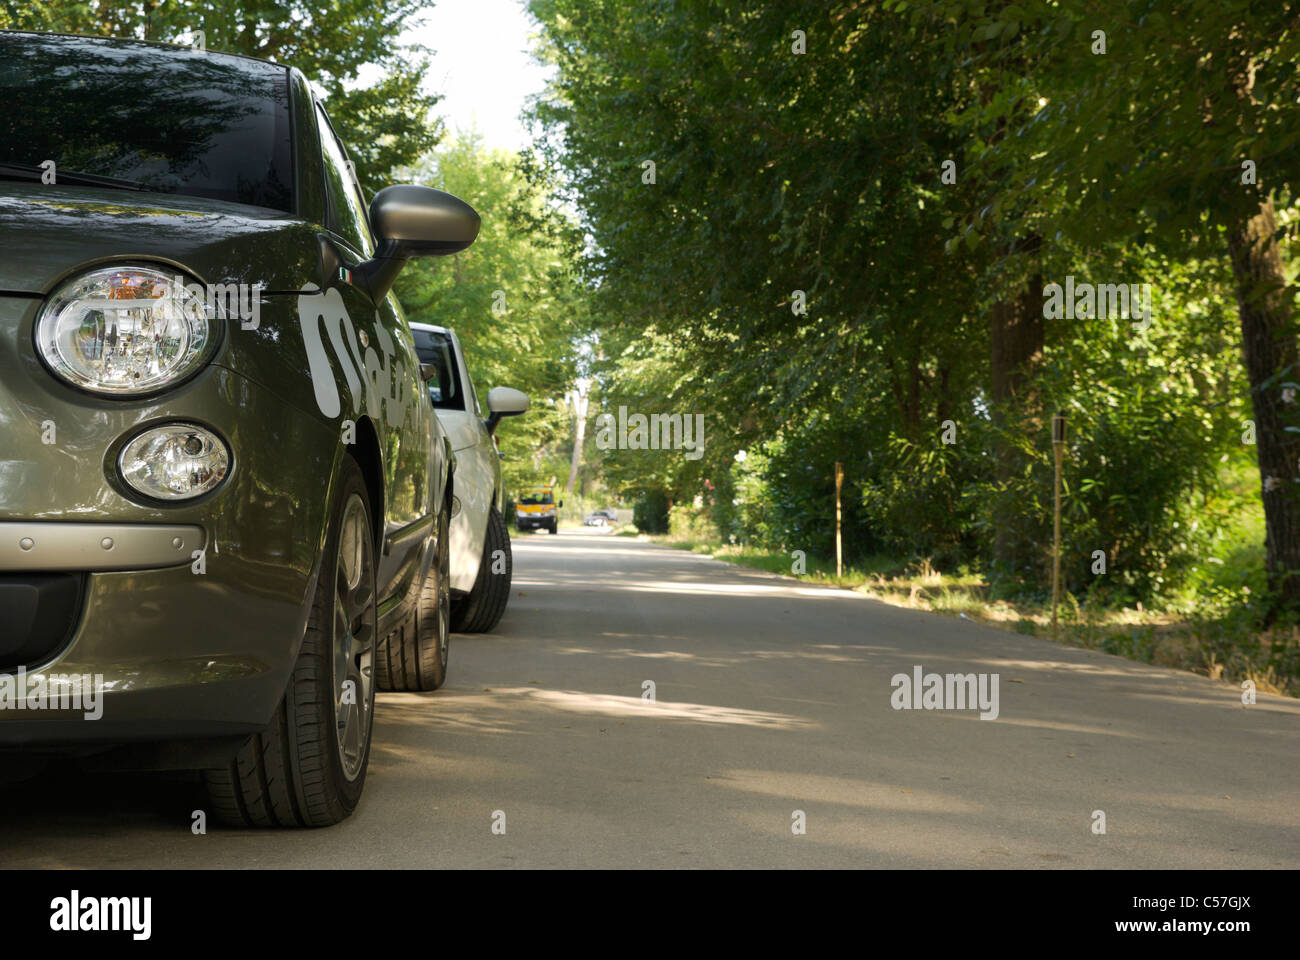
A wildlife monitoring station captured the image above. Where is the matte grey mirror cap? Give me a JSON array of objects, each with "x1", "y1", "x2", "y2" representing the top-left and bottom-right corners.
[
  {"x1": 369, "y1": 185, "x2": 481, "y2": 257},
  {"x1": 353, "y1": 185, "x2": 481, "y2": 302}
]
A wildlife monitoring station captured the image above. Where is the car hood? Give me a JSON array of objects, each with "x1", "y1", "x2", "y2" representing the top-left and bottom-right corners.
[{"x1": 0, "y1": 183, "x2": 323, "y2": 294}]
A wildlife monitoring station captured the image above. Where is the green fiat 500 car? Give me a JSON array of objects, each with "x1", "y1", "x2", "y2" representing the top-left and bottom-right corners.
[{"x1": 0, "y1": 32, "x2": 480, "y2": 826}]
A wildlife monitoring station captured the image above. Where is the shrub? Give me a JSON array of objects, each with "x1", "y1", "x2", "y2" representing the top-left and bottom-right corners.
[{"x1": 633, "y1": 488, "x2": 670, "y2": 533}]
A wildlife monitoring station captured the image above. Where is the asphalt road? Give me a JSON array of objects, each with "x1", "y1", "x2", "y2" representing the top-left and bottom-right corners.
[{"x1": 2, "y1": 528, "x2": 1297, "y2": 868}]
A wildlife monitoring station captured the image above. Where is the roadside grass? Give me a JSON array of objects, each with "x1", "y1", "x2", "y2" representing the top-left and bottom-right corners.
[{"x1": 631, "y1": 530, "x2": 1297, "y2": 698}]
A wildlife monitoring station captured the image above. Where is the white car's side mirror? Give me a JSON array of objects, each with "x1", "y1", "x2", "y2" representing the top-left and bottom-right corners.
[
  {"x1": 486, "y1": 386, "x2": 530, "y2": 434},
  {"x1": 487, "y1": 386, "x2": 530, "y2": 415}
]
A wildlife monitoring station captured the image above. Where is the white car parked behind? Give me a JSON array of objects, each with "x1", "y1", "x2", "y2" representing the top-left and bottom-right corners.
[{"x1": 409, "y1": 323, "x2": 528, "y2": 632}]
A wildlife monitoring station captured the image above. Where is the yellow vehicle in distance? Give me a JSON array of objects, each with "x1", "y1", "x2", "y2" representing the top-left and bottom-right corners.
[{"x1": 515, "y1": 485, "x2": 562, "y2": 535}]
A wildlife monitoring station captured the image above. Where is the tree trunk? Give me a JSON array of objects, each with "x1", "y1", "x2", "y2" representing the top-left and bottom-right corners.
[
  {"x1": 990, "y1": 241, "x2": 1045, "y2": 583},
  {"x1": 565, "y1": 385, "x2": 589, "y2": 494},
  {"x1": 1226, "y1": 196, "x2": 1300, "y2": 609}
]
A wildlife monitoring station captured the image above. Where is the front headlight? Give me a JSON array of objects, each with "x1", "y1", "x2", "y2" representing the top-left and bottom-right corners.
[{"x1": 36, "y1": 264, "x2": 214, "y2": 395}]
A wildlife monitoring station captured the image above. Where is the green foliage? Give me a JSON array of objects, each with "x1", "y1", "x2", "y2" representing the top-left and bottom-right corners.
[
  {"x1": 668, "y1": 504, "x2": 720, "y2": 542},
  {"x1": 392, "y1": 133, "x2": 587, "y2": 495},
  {"x1": 933, "y1": 0, "x2": 1300, "y2": 250},
  {"x1": 528, "y1": 0, "x2": 1298, "y2": 622},
  {"x1": 632, "y1": 489, "x2": 669, "y2": 534}
]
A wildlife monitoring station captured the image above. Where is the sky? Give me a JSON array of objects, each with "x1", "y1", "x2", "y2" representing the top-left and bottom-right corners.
[{"x1": 403, "y1": 0, "x2": 554, "y2": 152}]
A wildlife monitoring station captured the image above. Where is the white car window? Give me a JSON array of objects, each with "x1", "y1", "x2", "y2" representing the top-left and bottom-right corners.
[{"x1": 410, "y1": 328, "x2": 463, "y2": 410}]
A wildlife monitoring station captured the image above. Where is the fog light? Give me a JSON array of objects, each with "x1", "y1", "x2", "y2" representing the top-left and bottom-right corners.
[{"x1": 119, "y1": 424, "x2": 230, "y2": 501}]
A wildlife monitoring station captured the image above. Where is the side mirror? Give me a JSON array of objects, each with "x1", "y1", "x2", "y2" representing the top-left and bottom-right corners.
[
  {"x1": 559, "y1": 500, "x2": 565, "y2": 509},
  {"x1": 420, "y1": 363, "x2": 439, "y2": 383},
  {"x1": 354, "y1": 185, "x2": 481, "y2": 301},
  {"x1": 485, "y1": 386, "x2": 530, "y2": 435}
]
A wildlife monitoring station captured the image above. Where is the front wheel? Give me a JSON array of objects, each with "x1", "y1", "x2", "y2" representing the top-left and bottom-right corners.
[{"x1": 203, "y1": 455, "x2": 377, "y2": 827}]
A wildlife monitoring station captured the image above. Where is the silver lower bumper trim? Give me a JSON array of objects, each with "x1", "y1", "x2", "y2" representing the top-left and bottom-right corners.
[{"x1": 0, "y1": 522, "x2": 204, "y2": 572}]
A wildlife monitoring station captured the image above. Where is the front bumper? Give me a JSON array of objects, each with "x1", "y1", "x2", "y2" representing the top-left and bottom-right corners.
[
  {"x1": 515, "y1": 514, "x2": 554, "y2": 529},
  {"x1": 0, "y1": 543, "x2": 311, "y2": 748},
  {"x1": 0, "y1": 295, "x2": 337, "y2": 752}
]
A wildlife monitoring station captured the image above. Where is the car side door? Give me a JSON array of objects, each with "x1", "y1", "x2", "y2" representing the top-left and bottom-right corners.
[
  {"x1": 452, "y1": 331, "x2": 503, "y2": 511},
  {"x1": 313, "y1": 101, "x2": 436, "y2": 603}
]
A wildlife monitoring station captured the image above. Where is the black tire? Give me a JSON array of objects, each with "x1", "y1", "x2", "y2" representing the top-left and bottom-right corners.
[
  {"x1": 376, "y1": 500, "x2": 451, "y2": 691},
  {"x1": 450, "y1": 505, "x2": 512, "y2": 633},
  {"x1": 203, "y1": 456, "x2": 378, "y2": 827},
  {"x1": 549, "y1": 519, "x2": 558, "y2": 535}
]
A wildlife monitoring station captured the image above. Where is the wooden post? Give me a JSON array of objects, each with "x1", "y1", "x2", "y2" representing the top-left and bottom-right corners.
[
  {"x1": 1051, "y1": 412, "x2": 1067, "y2": 637},
  {"x1": 834, "y1": 461, "x2": 844, "y2": 579}
]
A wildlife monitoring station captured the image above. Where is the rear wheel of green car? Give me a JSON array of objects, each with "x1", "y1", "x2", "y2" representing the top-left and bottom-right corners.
[
  {"x1": 376, "y1": 498, "x2": 451, "y2": 691},
  {"x1": 203, "y1": 456, "x2": 377, "y2": 827},
  {"x1": 451, "y1": 505, "x2": 512, "y2": 633}
]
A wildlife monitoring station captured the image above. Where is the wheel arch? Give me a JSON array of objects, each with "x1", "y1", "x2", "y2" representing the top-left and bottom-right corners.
[{"x1": 349, "y1": 415, "x2": 385, "y2": 550}]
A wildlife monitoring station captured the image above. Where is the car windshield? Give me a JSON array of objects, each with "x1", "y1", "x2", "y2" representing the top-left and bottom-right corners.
[
  {"x1": 0, "y1": 33, "x2": 293, "y2": 212},
  {"x1": 410, "y1": 328, "x2": 462, "y2": 409},
  {"x1": 520, "y1": 492, "x2": 553, "y2": 506}
]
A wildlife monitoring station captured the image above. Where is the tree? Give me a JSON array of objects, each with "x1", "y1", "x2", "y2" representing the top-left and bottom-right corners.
[
  {"x1": 530, "y1": 0, "x2": 1276, "y2": 605},
  {"x1": 529, "y1": 0, "x2": 988, "y2": 529},
  {"x1": 392, "y1": 133, "x2": 586, "y2": 493},
  {"x1": 937, "y1": 0, "x2": 1300, "y2": 607}
]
